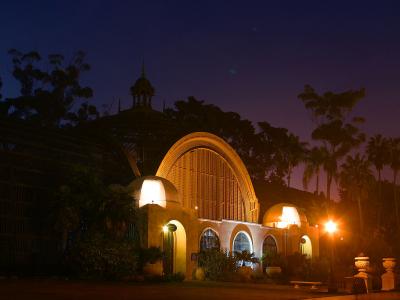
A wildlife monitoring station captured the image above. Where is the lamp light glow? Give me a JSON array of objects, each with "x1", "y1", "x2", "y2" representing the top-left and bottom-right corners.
[
  {"x1": 139, "y1": 179, "x2": 166, "y2": 208},
  {"x1": 276, "y1": 206, "x2": 301, "y2": 228},
  {"x1": 324, "y1": 220, "x2": 337, "y2": 234}
]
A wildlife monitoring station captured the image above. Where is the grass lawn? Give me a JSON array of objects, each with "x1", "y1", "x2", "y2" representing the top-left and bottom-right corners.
[{"x1": 0, "y1": 278, "x2": 338, "y2": 300}]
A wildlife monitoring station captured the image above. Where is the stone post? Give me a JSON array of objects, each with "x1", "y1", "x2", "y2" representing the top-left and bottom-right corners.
[
  {"x1": 381, "y1": 258, "x2": 397, "y2": 291},
  {"x1": 354, "y1": 256, "x2": 372, "y2": 292}
]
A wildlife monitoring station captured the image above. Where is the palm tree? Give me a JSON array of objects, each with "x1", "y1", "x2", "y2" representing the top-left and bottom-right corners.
[
  {"x1": 388, "y1": 138, "x2": 400, "y2": 228},
  {"x1": 366, "y1": 134, "x2": 389, "y2": 226},
  {"x1": 234, "y1": 250, "x2": 259, "y2": 267},
  {"x1": 303, "y1": 146, "x2": 326, "y2": 194},
  {"x1": 283, "y1": 134, "x2": 307, "y2": 188},
  {"x1": 339, "y1": 154, "x2": 373, "y2": 233}
]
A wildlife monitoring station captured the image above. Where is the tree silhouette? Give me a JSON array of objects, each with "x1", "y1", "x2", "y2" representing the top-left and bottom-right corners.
[
  {"x1": 298, "y1": 85, "x2": 365, "y2": 200},
  {"x1": 388, "y1": 138, "x2": 400, "y2": 228},
  {"x1": 282, "y1": 134, "x2": 307, "y2": 187},
  {"x1": 303, "y1": 146, "x2": 326, "y2": 194},
  {"x1": 366, "y1": 134, "x2": 389, "y2": 226},
  {"x1": 339, "y1": 154, "x2": 373, "y2": 233},
  {"x1": 3, "y1": 49, "x2": 96, "y2": 127}
]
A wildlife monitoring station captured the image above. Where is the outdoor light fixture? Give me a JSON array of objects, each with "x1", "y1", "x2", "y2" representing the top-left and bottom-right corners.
[
  {"x1": 163, "y1": 223, "x2": 177, "y2": 233},
  {"x1": 324, "y1": 220, "x2": 337, "y2": 234}
]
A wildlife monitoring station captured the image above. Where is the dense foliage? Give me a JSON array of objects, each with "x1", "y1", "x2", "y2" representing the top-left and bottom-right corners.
[
  {"x1": 53, "y1": 166, "x2": 139, "y2": 279},
  {"x1": 1, "y1": 49, "x2": 97, "y2": 127},
  {"x1": 197, "y1": 249, "x2": 239, "y2": 280}
]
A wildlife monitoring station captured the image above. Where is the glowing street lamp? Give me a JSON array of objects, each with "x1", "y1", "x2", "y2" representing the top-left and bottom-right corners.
[
  {"x1": 325, "y1": 220, "x2": 337, "y2": 234},
  {"x1": 324, "y1": 220, "x2": 338, "y2": 293}
]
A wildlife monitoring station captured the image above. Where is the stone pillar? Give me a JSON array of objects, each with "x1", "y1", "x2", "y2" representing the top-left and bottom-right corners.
[
  {"x1": 354, "y1": 256, "x2": 372, "y2": 292},
  {"x1": 382, "y1": 258, "x2": 397, "y2": 291}
]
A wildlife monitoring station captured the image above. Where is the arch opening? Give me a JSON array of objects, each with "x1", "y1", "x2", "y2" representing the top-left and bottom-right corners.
[
  {"x1": 300, "y1": 235, "x2": 312, "y2": 258},
  {"x1": 163, "y1": 220, "x2": 186, "y2": 274},
  {"x1": 233, "y1": 231, "x2": 253, "y2": 253},
  {"x1": 199, "y1": 228, "x2": 220, "y2": 251},
  {"x1": 262, "y1": 235, "x2": 278, "y2": 257}
]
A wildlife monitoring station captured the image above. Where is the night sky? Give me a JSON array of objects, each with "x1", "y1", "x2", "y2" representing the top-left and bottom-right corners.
[{"x1": 2, "y1": 1, "x2": 400, "y2": 196}]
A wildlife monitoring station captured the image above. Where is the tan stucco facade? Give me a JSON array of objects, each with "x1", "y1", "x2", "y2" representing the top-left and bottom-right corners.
[{"x1": 131, "y1": 132, "x2": 320, "y2": 278}]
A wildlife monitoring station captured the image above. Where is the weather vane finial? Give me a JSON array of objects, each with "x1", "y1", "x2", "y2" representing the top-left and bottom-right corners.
[{"x1": 141, "y1": 59, "x2": 146, "y2": 78}]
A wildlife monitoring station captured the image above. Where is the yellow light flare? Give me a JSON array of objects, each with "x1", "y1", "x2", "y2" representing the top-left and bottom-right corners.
[{"x1": 324, "y1": 220, "x2": 337, "y2": 234}]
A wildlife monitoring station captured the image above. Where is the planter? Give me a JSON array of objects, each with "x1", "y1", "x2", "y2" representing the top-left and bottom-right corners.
[
  {"x1": 382, "y1": 258, "x2": 397, "y2": 291},
  {"x1": 265, "y1": 266, "x2": 282, "y2": 276},
  {"x1": 143, "y1": 261, "x2": 163, "y2": 276},
  {"x1": 194, "y1": 267, "x2": 205, "y2": 281},
  {"x1": 238, "y1": 266, "x2": 253, "y2": 282},
  {"x1": 354, "y1": 256, "x2": 370, "y2": 275},
  {"x1": 383, "y1": 258, "x2": 396, "y2": 272}
]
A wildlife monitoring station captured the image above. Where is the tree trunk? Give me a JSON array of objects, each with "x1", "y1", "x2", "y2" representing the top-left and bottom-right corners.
[
  {"x1": 357, "y1": 191, "x2": 364, "y2": 233},
  {"x1": 377, "y1": 170, "x2": 382, "y2": 228},
  {"x1": 327, "y1": 172, "x2": 332, "y2": 201},
  {"x1": 316, "y1": 171, "x2": 320, "y2": 195},
  {"x1": 394, "y1": 171, "x2": 399, "y2": 228}
]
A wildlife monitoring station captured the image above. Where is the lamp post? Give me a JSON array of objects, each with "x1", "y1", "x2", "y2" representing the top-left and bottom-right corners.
[{"x1": 325, "y1": 220, "x2": 338, "y2": 293}]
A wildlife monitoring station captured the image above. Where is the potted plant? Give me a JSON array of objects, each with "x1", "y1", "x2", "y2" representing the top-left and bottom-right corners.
[
  {"x1": 263, "y1": 253, "x2": 284, "y2": 276},
  {"x1": 234, "y1": 250, "x2": 259, "y2": 281},
  {"x1": 141, "y1": 247, "x2": 164, "y2": 276}
]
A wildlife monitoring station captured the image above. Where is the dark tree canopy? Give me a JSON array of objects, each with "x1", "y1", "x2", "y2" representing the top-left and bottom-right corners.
[{"x1": 1, "y1": 49, "x2": 97, "y2": 127}]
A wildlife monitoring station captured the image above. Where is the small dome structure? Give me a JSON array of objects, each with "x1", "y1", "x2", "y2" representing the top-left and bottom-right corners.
[
  {"x1": 262, "y1": 203, "x2": 307, "y2": 228},
  {"x1": 130, "y1": 63, "x2": 155, "y2": 108},
  {"x1": 131, "y1": 76, "x2": 155, "y2": 97},
  {"x1": 128, "y1": 176, "x2": 180, "y2": 208}
]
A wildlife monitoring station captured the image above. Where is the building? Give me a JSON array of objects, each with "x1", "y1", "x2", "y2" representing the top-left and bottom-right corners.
[
  {"x1": 129, "y1": 131, "x2": 320, "y2": 278},
  {"x1": 0, "y1": 64, "x2": 320, "y2": 277}
]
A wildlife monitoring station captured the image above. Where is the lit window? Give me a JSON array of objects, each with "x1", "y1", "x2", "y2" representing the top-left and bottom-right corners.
[
  {"x1": 200, "y1": 229, "x2": 220, "y2": 251},
  {"x1": 233, "y1": 232, "x2": 252, "y2": 253}
]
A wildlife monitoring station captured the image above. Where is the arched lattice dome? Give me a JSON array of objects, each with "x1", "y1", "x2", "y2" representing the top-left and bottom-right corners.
[
  {"x1": 262, "y1": 203, "x2": 308, "y2": 228},
  {"x1": 128, "y1": 175, "x2": 180, "y2": 208}
]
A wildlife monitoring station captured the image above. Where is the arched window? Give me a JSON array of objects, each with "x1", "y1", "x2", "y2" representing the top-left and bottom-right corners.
[
  {"x1": 233, "y1": 231, "x2": 252, "y2": 253},
  {"x1": 300, "y1": 235, "x2": 312, "y2": 258},
  {"x1": 200, "y1": 229, "x2": 220, "y2": 251},
  {"x1": 262, "y1": 235, "x2": 277, "y2": 257}
]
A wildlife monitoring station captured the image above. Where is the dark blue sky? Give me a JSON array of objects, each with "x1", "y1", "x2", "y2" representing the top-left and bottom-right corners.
[{"x1": 1, "y1": 1, "x2": 400, "y2": 195}]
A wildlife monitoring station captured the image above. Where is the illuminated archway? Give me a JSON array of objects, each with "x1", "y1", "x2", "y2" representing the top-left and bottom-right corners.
[
  {"x1": 156, "y1": 132, "x2": 259, "y2": 222},
  {"x1": 300, "y1": 235, "x2": 312, "y2": 258},
  {"x1": 163, "y1": 220, "x2": 186, "y2": 274}
]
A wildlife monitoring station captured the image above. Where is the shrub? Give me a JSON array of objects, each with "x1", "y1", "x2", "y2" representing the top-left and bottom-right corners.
[
  {"x1": 284, "y1": 252, "x2": 311, "y2": 280},
  {"x1": 309, "y1": 257, "x2": 330, "y2": 282},
  {"x1": 198, "y1": 249, "x2": 239, "y2": 280},
  {"x1": 139, "y1": 247, "x2": 163, "y2": 266},
  {"x1": 67, "y1": 234, "x2": 138, "y2": 280},
  {"x1": 262, "y1": 252, "x2": 285, "y2": 268}
]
